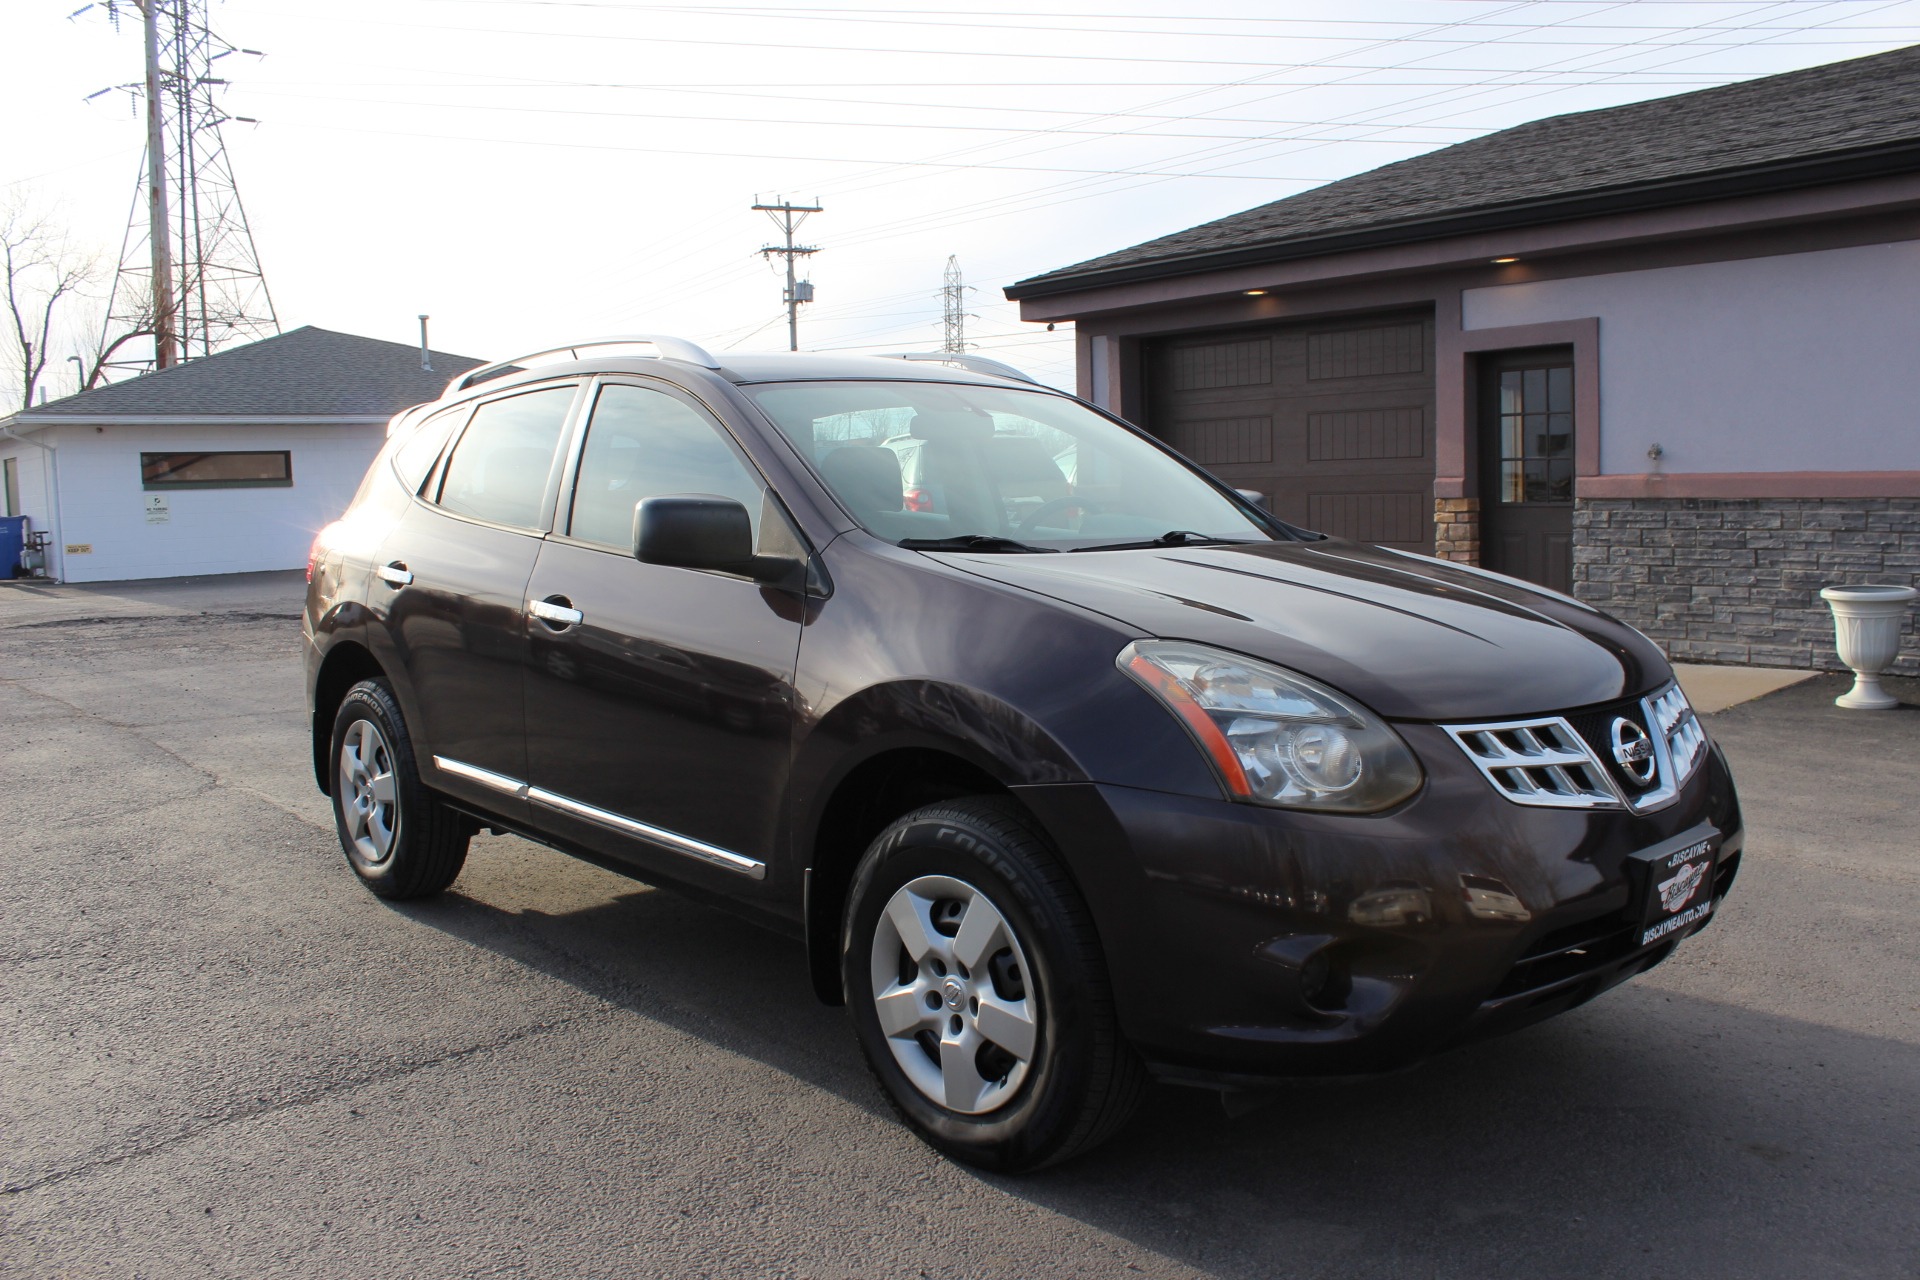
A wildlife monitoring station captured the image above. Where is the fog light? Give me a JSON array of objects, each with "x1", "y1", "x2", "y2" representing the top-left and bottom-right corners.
[{"x1": 1298, "y1": 949, "x2": 1352, "y2": 1012}]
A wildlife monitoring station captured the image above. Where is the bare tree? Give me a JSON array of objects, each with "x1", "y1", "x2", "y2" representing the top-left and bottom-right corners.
[{"x1": 2, "y1": 201, "x2": 99, "y2": 411}]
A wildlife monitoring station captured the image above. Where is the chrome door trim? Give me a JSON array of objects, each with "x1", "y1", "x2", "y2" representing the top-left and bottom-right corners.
[
  {"x1": 376, "y1": 563, "x2": 414, "y2": 587},
  {"x1": 432, "y1": 755, "x2": 530, "y2": 799},
  {"x1": 527, "y1": 786, "x2": 767, "y2": 880}
]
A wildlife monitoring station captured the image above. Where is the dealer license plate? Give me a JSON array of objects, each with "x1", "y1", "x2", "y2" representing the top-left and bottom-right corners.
[{"x1": 1631, "y1": 834, "x2": 1718, "y2": 948}]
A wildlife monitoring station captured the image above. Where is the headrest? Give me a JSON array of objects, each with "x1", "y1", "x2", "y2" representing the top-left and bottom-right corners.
[
  {"x1": 908, "y1": 410, "x2": 994, "y2": 444},
  {"x1": 818, "y1": 445, "x2": 903, "y2": 514}
]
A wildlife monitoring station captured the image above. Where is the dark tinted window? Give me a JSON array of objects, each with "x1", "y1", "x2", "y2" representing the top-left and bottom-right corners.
[
  {"x1": 567, "y1": 383, "x2": 763, "y2": 550},
  {"x1": 435, "y1": 386, "x2": 575, "y2": 528},
  {"x1": 391, "y1": 406, "x2": 468, "y2": 493},
  {"x1": 141, "y1": 451, "x2": 291, "y2": 489}
]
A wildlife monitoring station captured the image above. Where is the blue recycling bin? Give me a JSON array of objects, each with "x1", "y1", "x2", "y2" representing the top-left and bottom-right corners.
[{"x1": 0, "y1": 515, "x2": 26, "y2": 579}]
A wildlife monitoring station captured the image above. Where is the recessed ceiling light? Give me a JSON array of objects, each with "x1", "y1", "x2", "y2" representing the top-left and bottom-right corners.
[
  {"x1": 1244, "y1": 289, "x2": 1267, "y2": 296},
  {"x1": 1491, "y1": 256, "x2": 1519, "y2": 264}
]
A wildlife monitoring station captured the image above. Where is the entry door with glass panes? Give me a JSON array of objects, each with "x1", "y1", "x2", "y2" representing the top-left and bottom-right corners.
[{"x1": 1478, "y1": 350, "x2": 1574, "y2": 593}]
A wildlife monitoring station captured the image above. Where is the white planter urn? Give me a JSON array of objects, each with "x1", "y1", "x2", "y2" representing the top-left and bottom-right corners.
[{"x1": 1819, "y1": 584, "x2": 1918, "y2": 710}]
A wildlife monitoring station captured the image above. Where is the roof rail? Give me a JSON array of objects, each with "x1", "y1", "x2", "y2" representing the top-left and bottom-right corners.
[
  {"x1": 448, "y1": 334, "x2": 723, "y2": 395},
  {"x1": 882, "y1": 352, "x2": 1041, "y2": 386}
]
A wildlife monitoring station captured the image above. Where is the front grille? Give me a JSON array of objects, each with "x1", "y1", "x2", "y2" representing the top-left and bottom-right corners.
[
  {"x1": 1445, "y1": 718, "x2": 1618, "y2": 808},
  {"x1": 1445, "y1": 682, "x2": 1708, "y2": 813},
  {"x1": 1490, "y1": 915, "x2": 1641, "y2": 1000}
]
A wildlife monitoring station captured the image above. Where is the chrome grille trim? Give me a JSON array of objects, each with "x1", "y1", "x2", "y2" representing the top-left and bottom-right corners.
[
  {"x1": 1442, "y1": 717, "x2": 1622, "y2": 809},
  {"x1": 1446, "y1": 682, "x2": 1709, "y2": 813}
]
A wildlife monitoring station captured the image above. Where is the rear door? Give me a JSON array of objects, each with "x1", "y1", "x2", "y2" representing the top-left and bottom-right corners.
[
  {"x1": 375, "y1": 382, "x2": 581, "y2": 817},
  {"x1": 521, "y1": 378, "x2": 804, "y2": 892}
]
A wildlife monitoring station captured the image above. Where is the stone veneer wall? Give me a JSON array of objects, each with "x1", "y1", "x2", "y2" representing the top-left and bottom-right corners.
[
  {"x1": 1571, "y1": 497, "x2": 1920, "y2": 674},
  {"x1": 1434, "y1": 497, "x2": 1479, "y2": 563}
]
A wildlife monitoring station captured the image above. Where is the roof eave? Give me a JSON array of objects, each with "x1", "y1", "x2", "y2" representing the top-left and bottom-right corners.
[
  {"x1": 1005, "y1": 138, "x2": 1920, "y2": 302},
  {"x1": 1, "y1": 413, "x2": 397, "y2": 429}
]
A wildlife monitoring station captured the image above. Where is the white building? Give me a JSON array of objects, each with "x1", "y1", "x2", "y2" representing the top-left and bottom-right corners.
[{"x1": 1, "y1": 327, "x2": 480, "y2": 583}]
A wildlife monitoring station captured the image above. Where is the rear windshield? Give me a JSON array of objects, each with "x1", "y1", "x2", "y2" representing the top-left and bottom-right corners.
[{"x1": 742, "y1": 380, "x2": 1272, "y2": 551}]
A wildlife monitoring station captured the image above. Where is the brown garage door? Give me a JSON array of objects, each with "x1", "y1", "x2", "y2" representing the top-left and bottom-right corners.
[{"x1": 1144, "y1": 313, "x2": 1436, "y2": 552}]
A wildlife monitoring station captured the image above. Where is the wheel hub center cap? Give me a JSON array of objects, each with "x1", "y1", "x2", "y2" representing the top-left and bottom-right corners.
[{"x1": 942, "y1": 977, "x2": 966, "y2": 1010}]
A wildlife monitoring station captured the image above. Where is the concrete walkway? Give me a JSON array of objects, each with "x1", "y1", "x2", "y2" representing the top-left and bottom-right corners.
[{"x1": 1671, "y1": 662, "x2": 1819, "y2": 713}]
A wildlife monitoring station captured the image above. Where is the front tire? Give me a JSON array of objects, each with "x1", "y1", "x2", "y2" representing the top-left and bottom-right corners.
[
  {"x1": 329, "y1": 679, "x2": 470, "y2": 899},
  {"x1": 842, "y1": 798, "x2": 1146, "y2": 1171}
]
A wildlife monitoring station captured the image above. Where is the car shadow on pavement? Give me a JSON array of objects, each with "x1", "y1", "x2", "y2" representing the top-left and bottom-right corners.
[{"x1": 395, "y1": 859, "x2": 1920, "y2": 1280}]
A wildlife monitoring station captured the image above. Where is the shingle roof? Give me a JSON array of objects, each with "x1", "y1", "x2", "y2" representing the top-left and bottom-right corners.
[
  {"x1": 1008, "y1": 43, "x2": 1920, "y2": 300},
  {"x1": 15, "y1": 325, "x2": 484, "y2": 420}
]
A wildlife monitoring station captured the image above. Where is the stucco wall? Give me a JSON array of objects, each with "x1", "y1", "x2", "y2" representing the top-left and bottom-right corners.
[
  {"x1": 43, "y1": 421, "x2": 386, "y2": 583},
  {"x1": 1461, "y1": 239, "x2": 1920, "y2": 477}
]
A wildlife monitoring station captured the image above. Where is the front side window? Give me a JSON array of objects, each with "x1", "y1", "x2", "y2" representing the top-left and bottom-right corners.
[
  {"x1": 567, "y1": 382, "x2": 764, "y2": 550},
  {"x1": 434, "y1": 386, "x2": 575, "y2": 528},
  {"x1": 744, "y1": 380, "x2": 1272, "y2": 550},
  {"x1": 141, "y1": 451, "x2": 291, "y2": 489}
]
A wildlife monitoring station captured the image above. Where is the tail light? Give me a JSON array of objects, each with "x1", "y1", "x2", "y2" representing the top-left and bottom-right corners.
[
  {"x1": 307, "y1": 521, "x2": 342, "y2": 585},
  {"x1": 903, "y1": 487, "x2": 933, "y2": 513}
]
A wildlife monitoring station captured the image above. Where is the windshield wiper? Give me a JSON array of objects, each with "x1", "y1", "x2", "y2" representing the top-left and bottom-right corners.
[
  {"x1": 898, "y1": 534, "x2": 1059, "y2": 554},
  {"x1": 1069, "y1": 530, "x2": 1256, "y2": 552}
]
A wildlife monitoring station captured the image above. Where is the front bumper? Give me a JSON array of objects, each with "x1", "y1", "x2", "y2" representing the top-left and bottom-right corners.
[{"x1": 1014, "y1": 725, "x2": 1743, "y2": 1084}]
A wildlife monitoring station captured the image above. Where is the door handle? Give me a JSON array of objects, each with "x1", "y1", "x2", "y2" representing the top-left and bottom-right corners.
[
  {"x1": 377, "y1": 562, "x2": 413, "y2": 587},
  {"x1": 530, "y1": 596, "x2": 584, "y2": 628}
]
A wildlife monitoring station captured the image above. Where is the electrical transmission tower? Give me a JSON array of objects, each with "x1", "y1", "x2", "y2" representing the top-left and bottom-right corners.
[
  {"x1": 89, "y1": 0, "x2": 278, "y2": 379},
  {"x1": 940, "y1": 255, "x2": 974, "y2": 355},
  {"x1": 752, "y1": 196, "x2": 821, "y2": 352}
]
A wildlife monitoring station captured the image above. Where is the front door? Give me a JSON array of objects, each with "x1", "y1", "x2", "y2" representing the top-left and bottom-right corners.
[
  {"x1": 1478, "y1": 350, "x2": 1574, "y2": 593},
  {"x1": 522, "y1": 378, "x2": 803, "y2": 892}
]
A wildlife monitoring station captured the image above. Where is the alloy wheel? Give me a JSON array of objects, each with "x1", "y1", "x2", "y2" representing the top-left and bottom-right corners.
[
  {"x1": 338, "y1": 718, "x2": 400, "y2": 869},
  {"x1": 868, "y1": 874, "x2": 1040, "y2": 1115}
]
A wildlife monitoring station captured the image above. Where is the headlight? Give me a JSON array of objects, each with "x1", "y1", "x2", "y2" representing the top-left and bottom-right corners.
[{"x1": 1118, "y1": 640, "x2": 1423, "y2": 813}]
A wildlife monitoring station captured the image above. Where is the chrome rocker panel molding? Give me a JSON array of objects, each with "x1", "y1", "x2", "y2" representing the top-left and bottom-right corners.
[
  {"x1": 430, "y1": 755, "x2": 766, "y2": 879},
  {"x1": 1443, "y1": 682, "x2": 1708, "y2": 814}
]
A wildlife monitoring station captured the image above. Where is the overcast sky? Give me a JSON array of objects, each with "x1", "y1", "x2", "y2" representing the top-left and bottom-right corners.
[{"x1": 5, "y1": 0, "x2": 1920, "y2": 394}]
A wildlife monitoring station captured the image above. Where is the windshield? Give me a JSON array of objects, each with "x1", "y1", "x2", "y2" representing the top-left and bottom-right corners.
[{"x1": 743, "y1": 380, "x2": 1275, "y2": 551}]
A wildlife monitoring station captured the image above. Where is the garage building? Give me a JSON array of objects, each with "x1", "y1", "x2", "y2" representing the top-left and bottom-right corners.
[
  {"x1": 1, "y1": 326, "x2": 480, "y2": 583},
  {"x1": 1007, "y1": 44, "x2": 1920, "y2": 673}
]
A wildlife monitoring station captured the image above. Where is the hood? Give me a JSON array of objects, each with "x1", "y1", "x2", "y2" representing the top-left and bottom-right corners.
[{"x1": 941, "y1": 539, "x2": 1670, "y2": 722}]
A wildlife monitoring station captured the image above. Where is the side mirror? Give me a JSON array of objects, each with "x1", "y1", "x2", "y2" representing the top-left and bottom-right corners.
[
  {"x1": 1235, "y1": 488, "x2": 1270, "y2": 510},
  {"x1": 633, "y1": 495, "x2": 800, "y2": 586}
]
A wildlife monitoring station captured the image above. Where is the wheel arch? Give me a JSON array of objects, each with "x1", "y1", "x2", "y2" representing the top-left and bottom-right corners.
[
  {"x1": 310, "y1": 641, "x2": 388, "y2": 795},
  {"x1": 794, "y1": 679, "x2": 1092, "y2": 1006}
]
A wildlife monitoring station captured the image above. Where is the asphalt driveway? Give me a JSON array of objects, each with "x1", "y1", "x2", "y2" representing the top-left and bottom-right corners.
[{"x1": 3, "y1": 571, "x2": 1917, "y2": 1278}]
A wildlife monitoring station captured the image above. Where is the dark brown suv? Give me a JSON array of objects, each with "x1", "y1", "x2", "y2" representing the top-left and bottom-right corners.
[{"x1": 305, "y1": 336, "x2": 1742, "y2": 1170}]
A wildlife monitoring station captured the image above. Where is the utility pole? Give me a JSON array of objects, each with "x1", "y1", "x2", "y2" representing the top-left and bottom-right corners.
[
  {"x1": 940, "y1": 255, "x2": 974, "y2": 355},
  {"x1": 753, "y1": 196, "x2": 821, "y2": 352},
  {"x1": 140, "y1": 0, "x2": 177, "y2": 369}
]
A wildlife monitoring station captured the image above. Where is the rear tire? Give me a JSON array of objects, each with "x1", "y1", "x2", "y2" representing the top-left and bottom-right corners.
[
  {"x1": 842, "y1": 797, "x2": 1146, "y2": 1171},
  {"x1": 329, "y1": 679, "x2": 470, "y2": 899}
]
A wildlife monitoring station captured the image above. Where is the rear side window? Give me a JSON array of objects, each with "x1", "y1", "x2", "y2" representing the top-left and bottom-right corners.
[
  {"x1": 391, "y1": 406, "x2": 468, "y2": 493},
  {"x1": 434, "y1": 386, "x2": 575, "y2": 529},
  {"x1": 567, "y1": 383, "x2": 764, "y2": 550}
]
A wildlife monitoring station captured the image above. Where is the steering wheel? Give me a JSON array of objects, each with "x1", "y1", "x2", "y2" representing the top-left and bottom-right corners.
[{"x1": 1013, "y1": 496, "x2": 1103, "y2": 534}]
